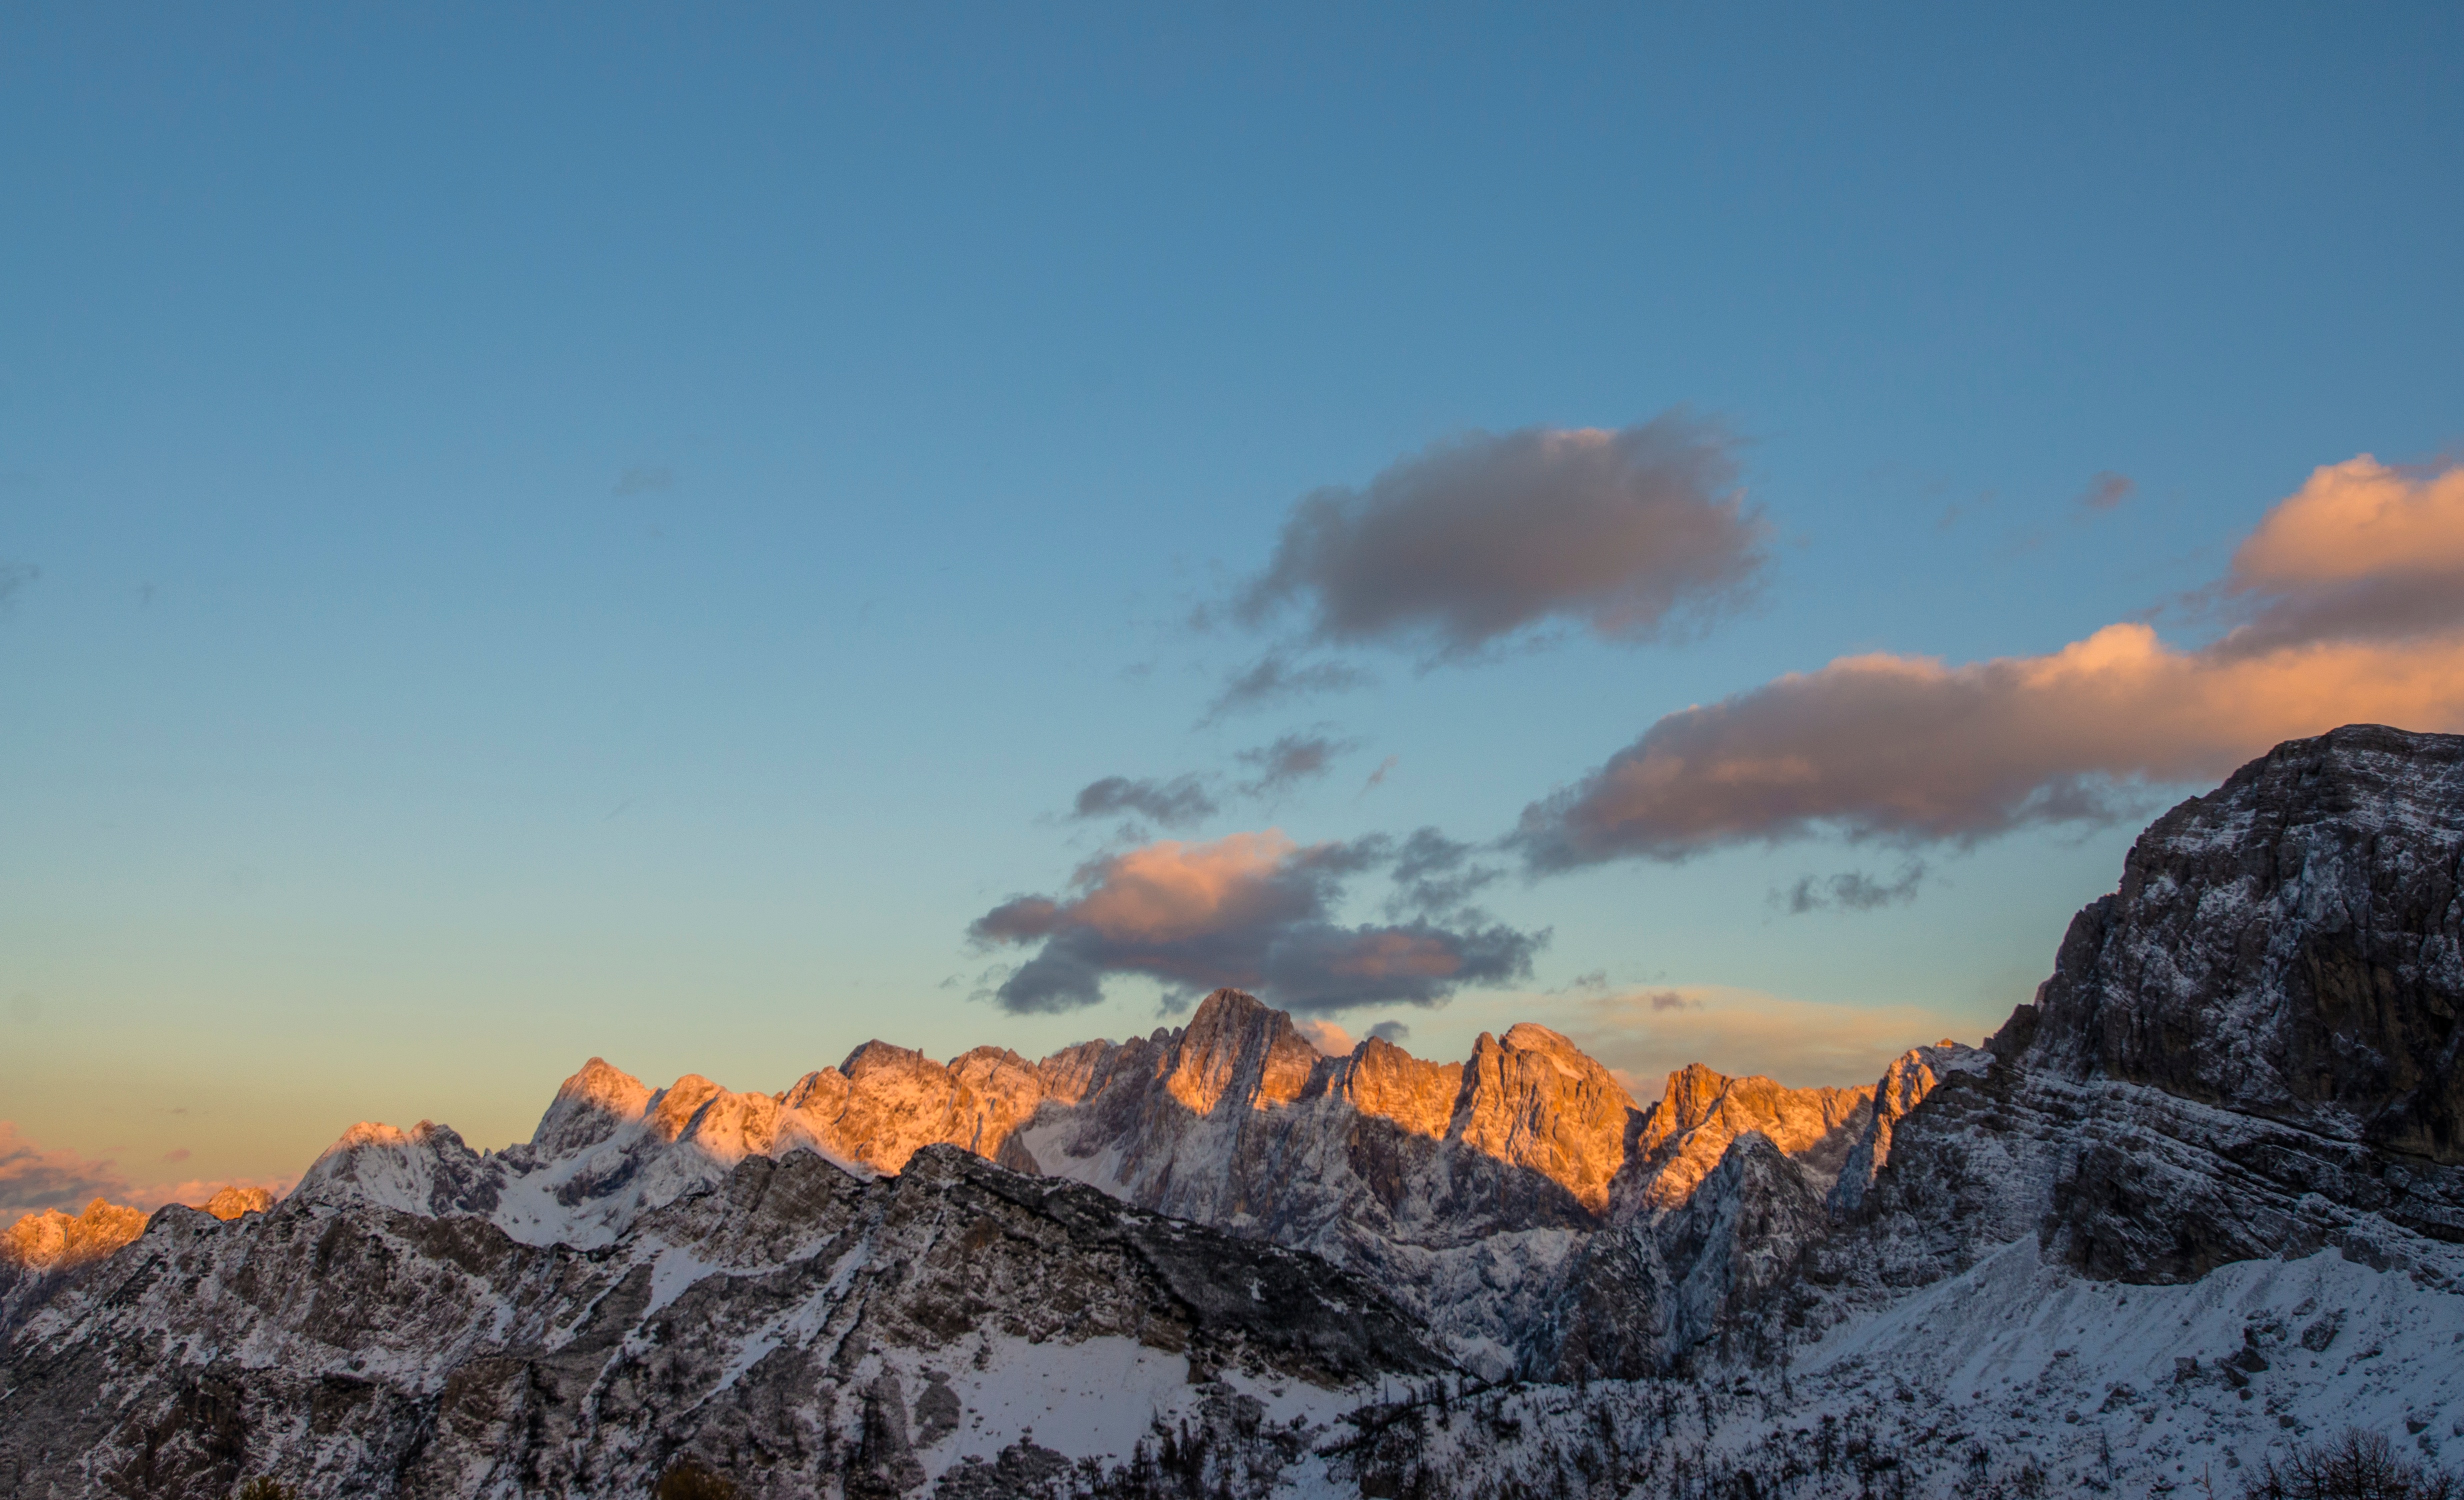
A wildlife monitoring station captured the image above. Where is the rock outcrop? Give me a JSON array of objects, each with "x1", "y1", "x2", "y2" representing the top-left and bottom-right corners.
[
  {"x1": 0, "y1": 1199, "x2": 151, "y2": 1332},
  {"x1": 1808, "y1": 724, "x2": 2464, "y2": 1310},
  {"x1": 2, "y1": 1188, "x2": 277, "y2": 1334}
]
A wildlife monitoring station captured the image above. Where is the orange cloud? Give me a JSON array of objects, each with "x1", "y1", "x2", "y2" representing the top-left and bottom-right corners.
[
  {"x1": 2231, "y1": 455, "x2": 2464, "y2": 590},
  {"x1": 1516, "y1": 456, "x2": 2464, "y2": 864},
  {"x1": 970, "y1": 830, "x2": 1541, "y2": 1014}
]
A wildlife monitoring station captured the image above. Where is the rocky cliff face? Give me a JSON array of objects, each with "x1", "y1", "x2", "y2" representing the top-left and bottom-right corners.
[
  {"x1": 2026, "y1": 724, "x2": 2464, "y2": 1160},
  {"x1": 1802, "y1": 724, "x2": 2464, "y2": 1310}
]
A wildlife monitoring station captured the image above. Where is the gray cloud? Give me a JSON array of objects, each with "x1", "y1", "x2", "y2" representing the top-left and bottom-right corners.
[
  {"x1": 968, "y1": 830, "x2": 1542, "y2": 1016},
  {"x1": 2078, "y1": 472, "x2": 2134, "y2": 511},
  {"x1": 2212, "y1": 571, "x2": 2464, "y2": 659},
  {"x1": 1772, "y1": 862, "x2": 1928, "y2": 915},
  {"x1": 1070, "y1": 774, "x2": 1219, "y2": 829},
  {"x1": 1383, "y1": 826, "x2": 1504, "y2": 918},
  {"x1": 0, "y1": 562, "x2": 39, "y2": 612},
  {"x1": 1368, "y1": 1020, "x2": 1412, "y2": 1044},
  {"x1": 0, "y1": 1121, "x2": 135, "y2": 1216},
  {"x1": 1236, "y1": 732, "x2": 1354, "y2": 798},
  {"x1": 1204, "y1": 652, "x2": 1374, "y2": 721},
  {"x1": 1234, "y1": 413, "x2": 1766, "y2": 659}
]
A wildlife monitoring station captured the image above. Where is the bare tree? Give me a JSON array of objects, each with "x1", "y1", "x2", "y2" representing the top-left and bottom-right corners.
[{"x1": 2242, "y1": 1429, "x2": 2458, "y2": 1500}]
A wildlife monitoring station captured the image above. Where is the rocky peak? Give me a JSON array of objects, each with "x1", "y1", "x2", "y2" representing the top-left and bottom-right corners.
[
  {"x1": 839, "y1": 1039, "x2": 936, "y2": 1080},
  {"x1": 1029, "y1": 1038, "x2": 1120, "y2": 1104},
  {"x1": 1318, "y1": 1034, "x2": 1462, "y2": 1139},
  {"x1": 1162, "y1": 988, "x2": 1319, "y2": 1115},
  {"x1": 200, "y1": 1186, "x2": 277, "y2": 1220},
  {"x1": 530, "y1": 1056, "x2": 654, "y2": 1156},
  {"x1": 1620, "y1": 1064, "x2": 1874, "y2": 1216},
  {"x1": 647, "y1": 1074, "x2": 736, "y2": 1142},
  {"x1": 1826, "y1": 1042, "x2": 1988, "y2": 1214},
  {"x1": 2015, "y1": 724, "x2": 2464, "y2": 1160},
  {"x1": 0, "y1": 1198, "x2": 150, "y2": 1277},
  {"x1": 1448, "y1": 1025, "x2": 1638, "y2": 1214}
]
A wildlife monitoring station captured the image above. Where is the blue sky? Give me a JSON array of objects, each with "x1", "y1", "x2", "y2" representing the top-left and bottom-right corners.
[{"x1": 4, "y1": 4, "x2": 2460, "y2": 1206}]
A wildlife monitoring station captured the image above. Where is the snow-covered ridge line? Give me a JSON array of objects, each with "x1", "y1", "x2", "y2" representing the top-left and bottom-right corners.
[{"x1": 293, "y1": 997, "x2": 1954, "y2": 1254}]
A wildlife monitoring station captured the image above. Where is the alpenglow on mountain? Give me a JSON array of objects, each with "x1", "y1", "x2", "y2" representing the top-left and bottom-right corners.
[{"x1": 4, "y1": 724, "x2": 2462, "y2": 1498}]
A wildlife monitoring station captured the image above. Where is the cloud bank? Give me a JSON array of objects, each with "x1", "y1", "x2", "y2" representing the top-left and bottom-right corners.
[
  {"x1": 0, "y1": 1121, "x2": 134, "y2": 1216},
  {"x1": 1516, "y1": 456, "x2": 2464, "y2": 868},
  {"x1": 1569, "y1": 987, "x2": 1979, "y2": 1094},
  {"x1": 1234, "y1": 414, "x2": 1766, "y2": 660},
  {"x1": 969, "y1": 830, "x2": 1541, "y2": 1015}
]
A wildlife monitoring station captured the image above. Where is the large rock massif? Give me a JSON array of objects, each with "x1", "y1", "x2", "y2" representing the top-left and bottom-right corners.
[{"x1": 4, "y1": 724, "x2": 2462, "y2": 1498}]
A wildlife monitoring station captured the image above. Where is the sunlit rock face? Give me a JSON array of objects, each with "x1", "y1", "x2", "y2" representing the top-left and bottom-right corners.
[
  {"x1": 0, "y1": 1199, "x2": 148, "y2": 1280},
  {"x1": 1448, "y1": 1023, "x2": 1636, "y2": 1215},
  {"x1": 254, "y1": 987, "x2": 1897, "y2": 1378},
  {"x1": 1824, "y1": 1042, "x2": 1988, "y2": 1214},
  {"x1": 198, "y1": 1186, "x2": 277, "y2": 1221},
  {"x1": 1620, "y1": 1061, "x2": 1878, "y2": 1216}
]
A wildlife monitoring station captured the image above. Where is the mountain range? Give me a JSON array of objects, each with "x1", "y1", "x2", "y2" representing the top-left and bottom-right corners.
[{"x1": 4, "y1": 723, "x2": 2460, "y2": 1498}]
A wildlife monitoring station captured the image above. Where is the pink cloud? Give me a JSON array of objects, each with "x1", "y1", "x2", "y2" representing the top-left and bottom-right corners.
[
  {"x1": 1516, "y1": 456, "x2": 2464, "y2": 865},
  {"x1": 0, "y1": 1121, "x2": 134, "y2": 1216}
]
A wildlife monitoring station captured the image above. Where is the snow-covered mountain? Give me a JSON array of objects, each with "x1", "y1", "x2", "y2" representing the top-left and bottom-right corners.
[
  {"x1": 269, "y1": 984, "x2": 1904, "y2": 1380},
  {"x1": 4, "y1": 723, "x2": 2460, "y2": 1498}
]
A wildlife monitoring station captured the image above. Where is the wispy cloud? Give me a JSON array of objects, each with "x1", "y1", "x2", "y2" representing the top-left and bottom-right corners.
[
  {"x1": 1070, "y1": 774, "x2": 1219, "y2": 829},
  {"x1": 1202, "y1": 651, "x2": 1374, "y2": 720},
  {"x1": 0, "y1": 1122, "x2": 291, "y2": 1217},
  {"x1": 1552, "y1": 986, "x2": 1976, "y2": 1094},
  {"x1": 0, "y1": 1121, "x2": 133, "y2": 1216},
  {"x1": 1772, "y1": 862, "x2": 1928, "y2": 915},
  {"x1": 2077, "y1": 471, "x2": 2134, "y2": 511},
  {"x1": 1235, "y1": 732, "x2": 1356, "y2": 798},
  {"x1": 1360, "y1": 755, "x2": 1399, "y2": 796}
]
